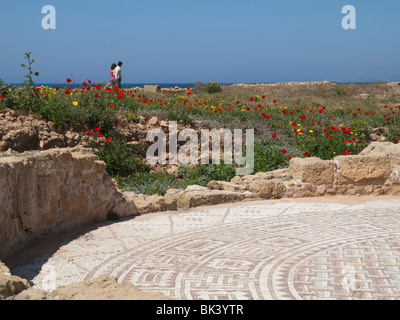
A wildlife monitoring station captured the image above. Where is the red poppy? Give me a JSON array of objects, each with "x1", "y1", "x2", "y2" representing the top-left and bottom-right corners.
[
  {"x1": 55, "y1": 87, "x2": 60, "y2": 91},
  {"x1": 249, "y1": 97, "x2": 254, "y2": 102},
  {"x1": 282, "y1": 149, "x2": 288, "y2": 154},
  {"x1": 94, "y1": 94, "x2": 100, "y2": 98},
  {"x1": 187, "y1": 92, "x2": 192, "y2": 96},
  {"x1": 88, "y1": 80, "x2": 92, "y2": 84},
  {"x1": 104, "y1": 138, "x2": 112, "y2": 145},
  {"x1": 186, "y1": 87, "x2": 191, "y2": 90},
  {"x1": 282, "y1": 110, "x2": 287, "y2": 115},
  {"x1": 261, "y1": 95, "x2": 266, "y2": 99},
  {"x1": 94, "y1": 127, "x2": 101, "y2": 132},
  {"x1": 273, "y1": 100, "x2": 277, "y2": 103},
  {"x1": 66, "y1": 78, "x2": 72, "y2": 83},
  {"x1": 97, "y1": 133, "x2": 103, "y2": 138},
  {"x1": 109, "y1": 104, "x2": 115, "y2": 109},
  {"x1": 342, "y1": 151, "x2": 350, "y2": 155},
  {"x1": 0, "y1": 95, "x2": 2, "y2": 99},
  {"x1": 86, "y1": 130, "x2": 93, "y2": 136},
  {"x1": 288, "y1": 156, "x2": 292, "y2": 160},
  {"x1": 83, "y1": 82, "x2": 88, "y2": 87},
  {"x1": 304, "y1": 153, "x2": 310, "y2": 157},
  {"x1": 272, "y1": 134, "x2": 277, "y2": 138}
]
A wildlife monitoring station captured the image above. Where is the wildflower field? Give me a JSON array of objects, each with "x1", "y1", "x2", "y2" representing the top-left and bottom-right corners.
[{"x1": 1, "y1": 55, "x2": 400, "y2": 195}]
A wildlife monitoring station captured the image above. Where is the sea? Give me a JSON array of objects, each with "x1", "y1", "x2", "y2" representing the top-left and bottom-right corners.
[
  {"x1": 6, "y1": 80, "x2": 398, "y2": 89},
  {"x1": 9, "y1": 83, "x2": 212, "y2": 89}
]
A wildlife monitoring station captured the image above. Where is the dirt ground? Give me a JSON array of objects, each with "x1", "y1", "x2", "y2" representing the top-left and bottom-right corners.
[{"x1": 12, "y1": 276, "x2": 172, "y2": 300}]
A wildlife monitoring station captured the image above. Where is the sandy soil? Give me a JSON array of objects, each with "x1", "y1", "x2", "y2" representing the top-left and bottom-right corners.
[{"x1": 12, "y1": 276, "x2": 171, "y2": 300}]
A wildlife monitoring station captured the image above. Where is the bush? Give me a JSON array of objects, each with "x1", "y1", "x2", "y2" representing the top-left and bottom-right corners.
[
  {"x1": 95, "y1": 139, "x2": 149, "y2": 177},
  {"x1": 350, "y1": 119, "x2": 369, "y2": 137},
  {"x1": 205, "y1": 81, "x2": 222, "y2": 93},
  {"x1": 253, "y1": 141, "x2": 290, "y2": 173},
  {"x1": 178, "y1": 162, "x2": 236, "y2": 186},
  {"x1": 116, "y1": 171, "x2": 177, "y2": 196}
]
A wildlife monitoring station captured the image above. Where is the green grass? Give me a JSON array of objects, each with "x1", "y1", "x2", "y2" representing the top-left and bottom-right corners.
[{"x1": 2, "y1": 58, "x2": 400, "y2": 195}]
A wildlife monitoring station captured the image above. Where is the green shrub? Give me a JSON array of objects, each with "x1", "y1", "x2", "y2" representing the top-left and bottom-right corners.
[
  {"x1": 178, "y1": 162, "x2": 236, "y2": 186},
  {"x1": 205, "y1": 81, "x2": 222, "y2": 94},
  {"x1": 253, "y1": 141, "x2": 290, "y2": 173},
  {"x1": 116, "y1": 171, "x2": 178, "y2": 196},
  {"x1": 95, "y1": 139, "x2": 149, "y2": 177},
  {"x1": 350, "y1": 119, "x2": 369, "y2": 137}
]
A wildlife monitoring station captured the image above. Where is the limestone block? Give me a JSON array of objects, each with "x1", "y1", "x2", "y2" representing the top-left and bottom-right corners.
[
  {"x1": 359, "y1": 142, "x2": 400, "y2": 167},
  {"x1": 248, "y1": 178, "x2": 286, "y2": 199},
  {"x1": 177, "y1": 190, "x2": 244, "y2": 210},
  {"x1": 143, "y1": 85, "x2": 161, "y2": 93},
  {"x1": 289, "y1": 157, "x2": 335, "y2": 186},
  {"x1": 335, "y1": 154, "x2": 391, "y2": 185},
  {"x1": 0, "y1": 262, "x2": 30, "y2": 298},
  {"x1": 207, "y1": 180, "x2": 242, "y2": 192}
]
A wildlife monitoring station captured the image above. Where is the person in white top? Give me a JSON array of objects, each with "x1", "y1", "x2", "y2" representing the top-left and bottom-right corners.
[{"x1": 114, "y1": 61, "x2": 123, "y2": 88}]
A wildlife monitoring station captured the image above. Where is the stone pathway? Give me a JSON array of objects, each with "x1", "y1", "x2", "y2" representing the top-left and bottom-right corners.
[{"x1": 7, "y1": 197, "x2": 400, "y2": 300}]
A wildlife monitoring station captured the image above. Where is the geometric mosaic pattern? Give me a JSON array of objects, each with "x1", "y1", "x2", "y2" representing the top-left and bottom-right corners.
[{"x1": 10, "y1": 199, "x2": 400, "y2": 300}]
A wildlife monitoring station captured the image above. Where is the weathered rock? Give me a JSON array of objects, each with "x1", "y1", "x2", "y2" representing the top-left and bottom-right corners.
[
  {"x1": 133, "y1": 199, "x2": 158, "y2": 214},
  {"x1": 165, "y1": 188, "x2": 184, "y2": 196},
  {"x1": 0, "y1": 261, "x2": 30, "y2": 298},
  {"x1": 1, "y1": 127, "x2": 39, "y2": 152},
  {"x1": 143, "y1": 85, "x2": 161, "y2": 93},
  {"x1": 185, "y1": 185, "x2": 209, "y2": 192},
  {"x1": 159, "y1": 196, "x2": 178, "y2": 211},
  {"x1": 148, "y1": 117, "x2": 159, "y2": 126},
  {"x1": 207, "y1": 180, "x2": 242, "y2": 192},
  {"x1": 289, "y1": 157, "x2": 335, "y2": 185},
  {"x1": 359, "y1": 142, "x2": 400, "y2": 167},
  {"x1": 293, "y1": 183, "x2": 315, "y2": 198},
  {"x1": 335, "y1": 153, "x2": 391, "y2": 185},
  {"x1": 248, "y1": 178, "x2": 286, "y2": 199},
  {"x1": 0, "y1": 148, "x2": 136, "y2": 259},
  {"x1": 230, "y1": 176, "x2": 244, "y2": 185},
  {"x1": 177, "y1": 190, "x2": 245, "y2": 210}
]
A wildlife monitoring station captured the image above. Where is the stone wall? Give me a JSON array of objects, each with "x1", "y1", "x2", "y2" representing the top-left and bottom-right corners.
[
  {"x1": 110, "y1": 142, "x2": 400, "y2": 217},
  {"x1": 2, "y1": 142, "x2": 400, "y2": 259},
  {"x1": 0, "y1": 148, "x2": 136, "y2": 259},
  {"x1": 208, "y1": 142, "x2": 400, "y2": 198}
]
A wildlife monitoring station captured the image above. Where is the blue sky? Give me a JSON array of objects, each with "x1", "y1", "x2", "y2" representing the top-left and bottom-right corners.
[{"x1": 0, "y1": 0, "x2": 399, "y2": 84}]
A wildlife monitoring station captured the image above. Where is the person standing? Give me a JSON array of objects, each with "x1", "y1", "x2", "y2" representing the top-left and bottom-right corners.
[
  {"x1": 114, "y1": 61, "x2": 123, "y2": 88},
  {"x1": 107, "y1": 63, "x2": 116, "y2": 87}
]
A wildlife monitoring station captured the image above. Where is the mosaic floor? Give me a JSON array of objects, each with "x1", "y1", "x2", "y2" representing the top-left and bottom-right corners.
[{"x1": 9, "y1": 199, "x2": 400, "y2": 300}]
